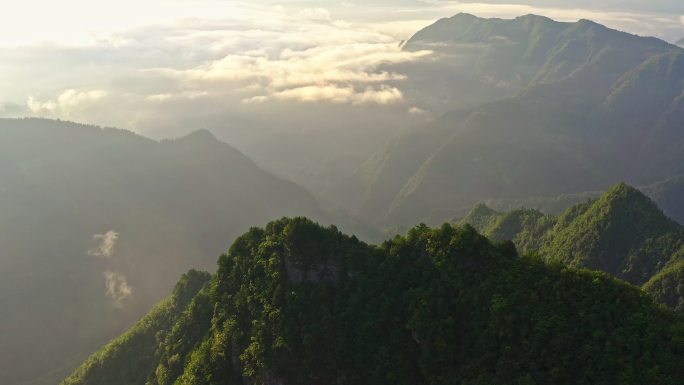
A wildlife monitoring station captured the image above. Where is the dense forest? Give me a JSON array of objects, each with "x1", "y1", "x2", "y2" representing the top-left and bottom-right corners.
[
  {"x1": 63, "y1": 217, "x2": 684, "y2": 385},
  {"x1": 460, "y1": 183, "x2": 684, "y2": 313}
]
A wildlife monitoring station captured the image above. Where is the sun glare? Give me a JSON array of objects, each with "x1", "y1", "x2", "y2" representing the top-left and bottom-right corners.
[{"x1": 0, "y1": 0, "x2": 244, "y2": 46}]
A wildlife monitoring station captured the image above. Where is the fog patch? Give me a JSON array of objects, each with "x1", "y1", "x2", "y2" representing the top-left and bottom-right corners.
[
  {"x1": 104, "y1": 271, "x2": 133, "y2": 306},
  {"x1": 88, "y1": 230, "x2": 119, "y2": 258}
]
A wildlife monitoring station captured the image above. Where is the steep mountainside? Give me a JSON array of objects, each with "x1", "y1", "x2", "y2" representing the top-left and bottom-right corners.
[
  {"x1": 0, "y1": 118, "x2": 327, "y2": 385},
  {"x1": 63, "y1": 218, "x2": 684, "y2": 385},
  {"x1": 335, "y1": 14, "x2": 684, "y2": 225},
  {"x1": 61, "y1": 270, "x2": 212, "y2": 385},
  {"x1": 460, "y1": 183, "x2": 683, "y2": 287},
  {"x1": 540, "y1": 184, "x2": 682, "y2": 283},
  {"x1": 644, "y1": 248, "x2": 684, "y2": 314}
]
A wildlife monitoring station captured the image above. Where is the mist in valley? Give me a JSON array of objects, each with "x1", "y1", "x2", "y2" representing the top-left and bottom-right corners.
[{"x1": 1, "y1": 1, "x2": 684, "y2": 384}]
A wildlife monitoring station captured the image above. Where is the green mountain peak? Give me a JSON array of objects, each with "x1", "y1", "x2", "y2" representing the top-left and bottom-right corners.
[
  {"x1": 460, "y1": 183, "x2": 682, "y2": 285},
  {"x1": 62, "y1": 218, "x2": 684, "y2": 385}
]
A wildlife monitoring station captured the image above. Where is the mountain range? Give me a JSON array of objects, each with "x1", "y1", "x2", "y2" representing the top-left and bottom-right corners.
[
  {"x1": 4, "y1": 13, "x2": 684, "y2": 385},
  {"x1": 329, "y1": 14, "x2": 684, "y2": 226},
  {"x1": 0, "y1": 118, "x2": 327, "y2": 385}
]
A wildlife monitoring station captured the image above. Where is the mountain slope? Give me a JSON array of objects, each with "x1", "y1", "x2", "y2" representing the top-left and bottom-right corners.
[
  {"x1": 339, "y1": 14, "x2": 684, "y2": 226},
  {"x1": 63, "y1": 217, "x2": 684, "y2": 385},
  {"x1": 461, "y1": 183, "x2": 683, "y2": 287},
  {"x1": 644, "y1": 248, "x2": 684, "y2": 314},
  {"x1": 0, "y1": 118, "x2": 328, "y2": 385},
  {"x1": 541, "y1": 184, "x2": 682, "y2": 283},
  {"x1": 62, "y1": 270, "x2": 211, "y2": 385}
]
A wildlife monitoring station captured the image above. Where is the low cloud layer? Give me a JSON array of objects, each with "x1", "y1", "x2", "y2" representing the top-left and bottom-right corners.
[
  {"x1": 0, "y1": 1, "x2": 681, "y2": 138},
  {"x1": 28, "y1": 89, "x2": 107, "y2": 118}
]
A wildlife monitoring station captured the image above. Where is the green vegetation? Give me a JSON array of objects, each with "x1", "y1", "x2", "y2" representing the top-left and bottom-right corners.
[
  {"x1": 461, "y1": 183, "x2": 683, "y2": 286},
  {"x1": 63, "y1": 218, "x2": 684, "y2": 385},
  {"x1": 644, "y1": 249, "x2": 684, "y2": 314},
  {"x1": 459, "y1": 183, "x2": 684, "y2": 316},
  {"x1": 62, "y1": 270, "x2": 211, "y2": 385},
  {"x1": 541, "y1": 184, "x2": 681, "y2": 282}
]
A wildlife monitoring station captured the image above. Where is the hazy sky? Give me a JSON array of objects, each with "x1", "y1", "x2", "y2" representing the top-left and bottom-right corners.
[{"x1": 1, "y1": 0, "x2": 682, "y2": 137}]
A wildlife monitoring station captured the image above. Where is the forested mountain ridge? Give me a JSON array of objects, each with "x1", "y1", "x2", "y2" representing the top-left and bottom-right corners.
[
  {"x1": 333, "y1": 14, "x2": 684, "y2": 226},
  {"x1": 61, "y1": 270, "x2": 212, "y2": 385},
  {"x1": 460, "y1": 183, "x2": 684, "y2": 312},
  {"x1": 452, "y1": 174, "x2": 684, "y2": 226},
  {"x1": 0, "y1": 118, "x2": 328, "y2": 385},
  {"x1": 63, "y1": 217, "x2": 684, "y2": 385},
  {"x1": 644, "y1": 248, "x2": 684, "y2": 314}
]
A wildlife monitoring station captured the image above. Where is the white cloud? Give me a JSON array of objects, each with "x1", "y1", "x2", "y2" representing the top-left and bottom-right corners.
[
  {"x1": 1, "y1": 1, "x2": 681, "y2": 135},
  {"x1": 28, "y1": 89, "x2": 107, "y2": 117},
  {"x1": 171, "y1": 42, "x2": 428, "y2": 104},
  {"x1": 104, "y1": 271, "x2": 133, "y2": 305},
  {"x1": 297, "y1": 7, "x2": 332, "y2": 22},
  {"x1": 263, "y1": 84, "x2": 404, "y2": 105},
  {"x1": 87, "y1": 230, "x2": 119, "y2": 258}
]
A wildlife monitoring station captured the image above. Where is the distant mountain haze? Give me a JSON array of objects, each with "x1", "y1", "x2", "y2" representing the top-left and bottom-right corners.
[
  {"x1": 0, "y1": 118, "x2": 329, "y2": 385},
  {"x1": 3, "y1": 12, "x2": 684, "y2": 385},
  {"x1": 413, "y1": 174, "x2": 684, "y2": 227},
  {"x1": 331, "y1": 14, "x2": 684, "y2": 226}
]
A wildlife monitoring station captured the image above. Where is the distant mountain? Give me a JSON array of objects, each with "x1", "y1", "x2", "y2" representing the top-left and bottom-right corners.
[
  {"x1": 461, "y1": 183, "x2": 683, "y2": 298},
  {"x1": 332, "y1": 14, "x2": 684, "y2": 226},
  {"x1": 411, "y1": 174, "x2": 684, "y2": 228},
  {"x1": 0, "y1": 118, "x2": 328, "y2": 385},
  {"x1": 63, "y1": 218, "x2": 684, "y2": 385},
  {"x1": 677, "y1": 38, "x2": 684, "y2": 47}
]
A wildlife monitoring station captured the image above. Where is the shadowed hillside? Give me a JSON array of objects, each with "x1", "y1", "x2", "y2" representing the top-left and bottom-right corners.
[
  {"x1": 0, "y1": 118, "x2": 328, "y2": 385},
  {"x1": 332, "y1": 14, "x2": 684, "y2": 226}
]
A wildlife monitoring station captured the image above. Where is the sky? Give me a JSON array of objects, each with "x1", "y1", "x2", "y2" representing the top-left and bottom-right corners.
[{"x1": 0, "y1": 0, "x2": 683, "y2": 137}]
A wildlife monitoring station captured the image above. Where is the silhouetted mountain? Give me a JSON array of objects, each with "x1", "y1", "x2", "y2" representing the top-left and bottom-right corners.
[
  {"x1": 0, "y1": 118, "x2": 328, "y2": 385},
  {"x1": 333, "y1": 14, "x2": 684, "y2": 226},
  {"x1": 63, "y1": 218, "x2": 684, "y2": 385}
]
